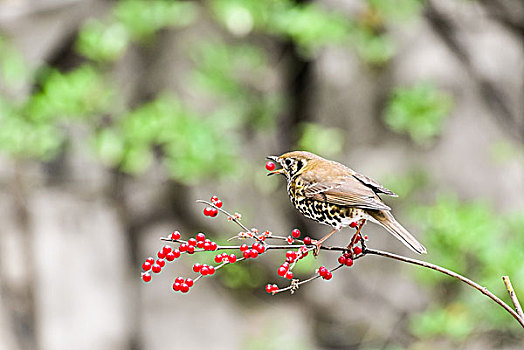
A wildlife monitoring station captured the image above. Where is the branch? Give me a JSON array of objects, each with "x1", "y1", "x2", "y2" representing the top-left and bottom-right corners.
[
  {"x1": 146, "y1": 196, "x2": 524, "y2": 329},
  {"x1": 364, "y1": 248, "x2": 524, "y2": 328},
  {"x1": 502, "y1": 276, "x2": 524, "y2": 321}
]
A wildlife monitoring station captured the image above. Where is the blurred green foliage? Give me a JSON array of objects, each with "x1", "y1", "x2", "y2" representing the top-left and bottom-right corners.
[
  {"x1": 385, "y1": 83, "x2": 453, "y2": 145},
  {"x1": 297, "y1": 122, "x2": 345, "y2": 157},
  {"x1": 94, "y1": 95, "x2": 238, "y2": 182},
  {"x1": 409, "y1": 195, "x2": 524, "y2": 336}
]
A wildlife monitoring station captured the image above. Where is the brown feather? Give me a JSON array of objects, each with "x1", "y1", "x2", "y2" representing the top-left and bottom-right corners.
[
  {"x1": 300, "y1": 158, "x2": 391, "y2": 211},
  {"x1": 368, "y1": 210, "x2": 427, "y2": 254}
]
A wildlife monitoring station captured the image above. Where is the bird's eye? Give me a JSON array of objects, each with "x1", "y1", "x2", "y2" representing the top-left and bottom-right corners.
[{"x1": 285, "y1": 159, "x2": 292, "y2": 167}]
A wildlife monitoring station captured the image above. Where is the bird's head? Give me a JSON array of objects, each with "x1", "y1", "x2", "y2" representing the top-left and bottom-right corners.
[{"x1": 266, "y1": 151, "x2": 320, "y2": 179}]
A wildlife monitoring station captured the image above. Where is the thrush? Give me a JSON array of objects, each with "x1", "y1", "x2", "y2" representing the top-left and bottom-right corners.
[{"x1": 267, "y1": 151, "x2": 426, "y2": 254}]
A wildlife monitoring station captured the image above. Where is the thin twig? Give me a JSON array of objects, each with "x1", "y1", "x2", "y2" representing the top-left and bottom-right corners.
[
  {"x1": 160, "y1": 237, "x2": 347, "y2": 251},
  {"x1": 196, "y1": 200, "x2": 265, "y2": 244},
  {"x1": 502, "y1": 276, "x2": 524, "y2": 320},
  {"x1": 273, "y1": 264, "x2": 345, "y2": 294},
  {"x1": 365, "y1": 248, "x2": 524, "y2": 328}
]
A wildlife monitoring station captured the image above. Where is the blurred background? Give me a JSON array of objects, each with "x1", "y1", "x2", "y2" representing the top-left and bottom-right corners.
[{"x1": 0, "y1": 0, "x2": 523, "y2": 349}]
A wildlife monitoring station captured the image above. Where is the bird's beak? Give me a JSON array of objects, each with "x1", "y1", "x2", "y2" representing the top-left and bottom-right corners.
[{"x1": 266, "y1": 156, "x2": 284, "y2": 176}]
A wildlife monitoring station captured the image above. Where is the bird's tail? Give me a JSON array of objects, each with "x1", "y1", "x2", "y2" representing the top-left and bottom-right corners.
[{"x1": 368, "y1": 210, "x2": 427, "y2": 254}]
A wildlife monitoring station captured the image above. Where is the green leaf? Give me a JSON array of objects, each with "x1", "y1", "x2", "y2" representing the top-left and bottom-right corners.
[{"x1": 384, "y1": 82, "x2": 452, "y2": 145}]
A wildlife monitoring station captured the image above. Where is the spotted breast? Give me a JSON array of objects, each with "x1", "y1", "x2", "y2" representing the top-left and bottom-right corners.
[{"x1": 287, "y1": 177, "x2": 366, "y2": 230}]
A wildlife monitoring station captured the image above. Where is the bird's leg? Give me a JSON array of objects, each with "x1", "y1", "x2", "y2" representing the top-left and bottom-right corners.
[
  {"x1": 313, "y1": 228, "x2": 339, "y2": 256},
  {"x1": 347, "y1": 219, "x2": 366, "y2": 253}
]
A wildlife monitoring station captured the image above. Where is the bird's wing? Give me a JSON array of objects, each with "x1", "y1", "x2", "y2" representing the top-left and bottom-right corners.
[
  {"x1": 302, "y1": 175, "x2": 391, "y2": 211},
  {"x1": 352, "y1": 172, "x2": 397, "y2": 197}
]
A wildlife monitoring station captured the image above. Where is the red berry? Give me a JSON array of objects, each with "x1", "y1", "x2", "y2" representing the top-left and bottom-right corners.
[
  {"x1": 157, "y1": 250, "x2": 166, "y2": 259},
  {"x1": 188, "y1": 238, "x2": 197, "y2": 246},
  {"x1": 303, "y1": 236, "x2": 312, "y2": 245},
  {"x1": 286, "y1": 251, "x2": 297, "y2": 262},
  {"x1": 265, "y1": 161, "x2": 276, "y2": 171},
  {"x1": 196, "y1": 233, "x2": 206, "y2": 241},
  {"x1": 292, "y1": 229, "x2": 301, "y2": 238},
  {"x1": 162, "y1": 245, "x2": 172, "y2": 254},
  {"x1": 343, "y1": 252, "x2": 351, "y2": 259},
  {"x1": 250, "y1": 249, "x2": 259, "y2": 259},
  {"x1": 338, "y1": 256, "x2": 346, "y2": 265},
  {"x1": 210, "y1": 196, "x2": 219, "y2": 203},
  {"x1": 318, "y1": 266, "x2": 328, "y2": 277},
  {"x1": 324, "y1": 271, "x2": 333, "y2": 280},
  {"x1": 265, "y1": 284, "x2": 274, "y2": 293},
  {"x1": 152, "y1": 264, "x2": 162, "y2": 273},
  {"x1": 142, "y1": 272, "x2": 152, "y2": 283},
  {"x1": 142, "y1": 261, "x2": 152, "y2": 271},
  {"x1": 208, "y1": 266, "x2": 215, "y2": 275},
  {"x1": 196, "y1": 241, "x2": 204, "y2": 248},
  {"x1": 345, "y1": 258, "x2": 354, "y2": 267},
  {"x1": 187, "y1": 245, "x2": 195, "y2": 254},
  {"x1": 349, "y1": 221, "x2": 358, "y2": 228},
  {"x1": 228, "y1": 254, "x2": 237, "y2": 263},
  {"x1": 209, "y1": 208, "x2": 218, "y2": 217},
  {"x1": 210, "y1": 242, "x2": 218, "y2": 251},
  {"x1": 166, "y1": 252, "x2": 176, "y2": 261},
  {"x1": 180, "y1": 283, "x2": 190, "y2": 293},
  {"x1": 277, "y1": 266, "x2": 287, "y2": 277},
  {"x1": 172, "y1": 282, "x2": 181, "y2": 291},
  {"x1": 156, "y1": 258, "x2": 165, "y2": 267},
  {"x1": 271, "y1": 284, "x2": 278, "y2": 292},
  {"x1": 179, "y1": 244, "x2": 187, "y2": 252},
  {"x1": 214, "y1": 254, "x2": 223, "y2": 263},
  {"x1": 146, "y1": 257, "x2": 154, "y2": 264},
  {"x1": 214, "y1": 200, "x2": 223, "y2": 208},
  {"x1": 353, "y1": 246, "x2": 362, "y2": 255},
  {"x1": 364, "y1": 235, "x2": 368, "y2": 240},
  {"x1": 243, "y1": 251, "x2": 250, "y2": 259},
  {"x1": 203, "y1": 242, "x2": 211, "y2": 250},
  {"x1": 172, "y1": 249, "x2": 181, "y2": 258},
  {"x1": 200, "y1": 266, "x2": 209, "y2": 275},
  {"x1": 255, "y1": 244, "x2": 266, "y2": 254},
  {"x1": 240, "y1": 244, "x2": 248, "y2": 252},
  {"x1": 282, "y1": 262, "x2": 290, "y2": 269},
  {"x1": 285, "y1": 271, "x2": 294, "y2": 279},
  {"x1": 175, "y1": 277, "x2": 184, "y2": 284},
  {"x1": 203, "y1": 207, "x2": 213, "y2": 216},
  {"x1": 193, "y1": 263, "x2": 202, "y2": 273},
  {"x1": 185, "y1": 278, "x2": 194, "y2": 287},
  {"x1": 170, "y1": 231, "x2": 181, "y2": 240}
]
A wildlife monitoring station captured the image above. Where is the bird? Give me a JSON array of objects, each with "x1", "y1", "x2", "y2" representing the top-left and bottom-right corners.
[{"x1": 266, "y1": 151, "x2": 426, "y2": 254}]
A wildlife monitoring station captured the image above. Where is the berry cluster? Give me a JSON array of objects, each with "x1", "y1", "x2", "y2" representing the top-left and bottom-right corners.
[
  {"x1": 140, "y1": 227, "x2": 220, "y2": 289},
  {"x1": 173, "y1": 277, "x2": 194, "y2": 293},
  {"x1": 141, "y1": 191, "x2": 369, "y2": 296},
  {"x1": 192, "y1": 263, "x2": 216, "y2": 276},
  {"x1": 203, "y1": 196, "x2": 222, "y2": 217},
  {"x1": 240, "y1": 242, "x2": 266, "y2": 259},
  {"x1": 265, "y1": 283, "x2": 279, "y2": 294},
  {"x1": 317, "y1": 266, "x2": 333, "y2": 280},
  {"x1": 214, "y1": 252, "x2": 237, "y2": 264},
  {"x1": 337, "y1": 253, "x2": 354, "y2": 267}
]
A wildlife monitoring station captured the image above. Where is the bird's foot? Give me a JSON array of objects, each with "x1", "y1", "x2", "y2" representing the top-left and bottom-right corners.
[{"x1": 312, "y1": 228, "x2": 339, "y2": 257}]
